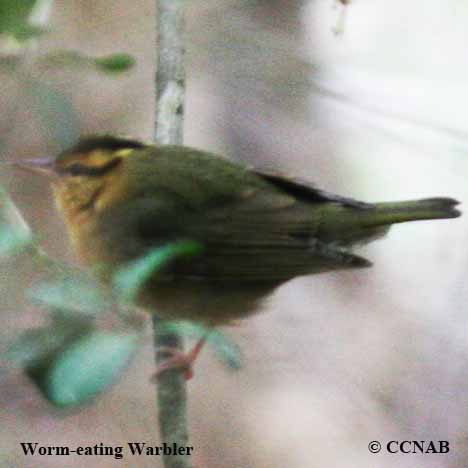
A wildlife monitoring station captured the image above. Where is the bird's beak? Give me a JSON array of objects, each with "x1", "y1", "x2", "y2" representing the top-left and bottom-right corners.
[{"x1": 8, "y1": 157, "x2": 57, "y2": 177}]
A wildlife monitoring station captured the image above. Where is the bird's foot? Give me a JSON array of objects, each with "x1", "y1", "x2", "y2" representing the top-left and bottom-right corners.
[{"x1": 151, "y1": 337, "x2": 206, "y2": 381}]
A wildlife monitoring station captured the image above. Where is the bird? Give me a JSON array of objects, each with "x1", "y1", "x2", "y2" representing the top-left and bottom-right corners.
[{"x1": 14, "y1": 135, "x2": 461, "y2": 376}]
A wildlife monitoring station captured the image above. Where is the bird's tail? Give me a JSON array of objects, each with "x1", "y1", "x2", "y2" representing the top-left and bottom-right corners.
[
  {"x1": 317, "y1": 197, "x2": 461, "y2": 246},
  {"x1": 369, "y1": 197, "x2": 461, "y2": 226}
]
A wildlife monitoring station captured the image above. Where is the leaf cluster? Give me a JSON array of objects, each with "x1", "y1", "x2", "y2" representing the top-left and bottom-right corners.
[
  {"x1": 0, "y1": 0, "x2": 135, "y2": 74},
  {"x1": 0, "y1": 187, "x2": 241, "y2": 408}
]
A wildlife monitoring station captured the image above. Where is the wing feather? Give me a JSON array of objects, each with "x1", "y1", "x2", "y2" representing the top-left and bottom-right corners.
[{"x1": 103, "y1": 150, "x2": 372, "y2": 282}]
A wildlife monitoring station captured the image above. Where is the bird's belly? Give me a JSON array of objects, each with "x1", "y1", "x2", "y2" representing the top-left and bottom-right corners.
[{"x1": 138, "y1": 280, "x2": 277, "y2": 326}]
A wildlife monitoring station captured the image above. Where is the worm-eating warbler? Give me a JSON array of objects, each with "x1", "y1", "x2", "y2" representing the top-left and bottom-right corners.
[{"x1": 17, "y1": 136, "x2": 461, "y2": 325}]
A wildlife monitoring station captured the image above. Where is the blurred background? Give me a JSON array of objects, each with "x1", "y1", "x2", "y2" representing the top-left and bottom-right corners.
[{"x1": 1, "y1": 0, "x2": 468, "y2": 467}]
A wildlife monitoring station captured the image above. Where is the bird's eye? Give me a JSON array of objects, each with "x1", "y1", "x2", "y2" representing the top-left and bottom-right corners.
[
  {"x1": 64, "y1": 158, "x2": 122, "y2": 177},
  {"x1": 67, "y1": 163, "x2": 87, "y2": 176}
]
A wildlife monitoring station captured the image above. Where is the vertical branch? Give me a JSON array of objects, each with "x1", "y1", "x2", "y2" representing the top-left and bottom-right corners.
[
  {"x1": 153, "y1": 320, "x2": 192, "y2": 468},
  {"x1": 154, "y1": 2, "x2": 192, "y2": 468},
  {"x1": 155, "y1": 0, "x2": 185, "y2": 145}
]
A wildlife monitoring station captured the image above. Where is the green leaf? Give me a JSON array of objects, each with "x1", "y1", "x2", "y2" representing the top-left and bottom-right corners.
[
  {"x1": 10, "y1": 23, "x2": 46, "y2": 40},
  {"x1": 208, "y1": 329, "x2": 242, "y2": 370},
  {"x1": 5, "y1": 327, "x2": 70, "y2": 367},
  {"x1": 34, "y1": 331, "x2": 140, "y2": 407},
  {"x1": 0, "y1": 187, "x2": 32, "y2": 257},
  {"x1": 0, "y1": 0, "x2": 50, "y2": 41},
  {"x1": 27, "y1": 273, "x2": 110, "y2": 317},
  {"x1": 0, "y1": 223, "x2": 31, "y2": 256},
  {"x1": 38, "y1": 50, "x2": 135, "y2": 75},
  {"x1": 0, "y1": 0, "x2": 37, "y2": 33},
  {"x1": 93, "y1": 53, "x2": 135, "y2": 73},
  {"x1": 160, "y1": 321, "x2": 242, "y2": 371},
  {"x1": 113, "y1": 241, "x2": 202, "y2": 304},
  {"x1": 4, "y1": 316, "x2": 92, "y2": 367}
]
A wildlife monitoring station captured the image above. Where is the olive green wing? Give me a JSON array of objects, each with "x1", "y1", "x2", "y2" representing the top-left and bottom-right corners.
[
  {"x1": 253, "y1": 170, "x2": 373, "y2": 210},
  {"x1": 126, "y1": 188, "x2": 368, "y2": 284},
  {"x1": 194, "y1": 170, "x2": 372, "y2": 280},
  {"x1": 110, "y1": 149, "x2": 372, "y2": 282}
]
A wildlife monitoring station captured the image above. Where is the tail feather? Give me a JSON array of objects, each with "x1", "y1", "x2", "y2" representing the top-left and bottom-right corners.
[
  {"x1": 369, "y1": 197, "x2": 461, "y2": 227},
  {"x1": 317, "y1": 197, "x2": 461, "y2": 246}
]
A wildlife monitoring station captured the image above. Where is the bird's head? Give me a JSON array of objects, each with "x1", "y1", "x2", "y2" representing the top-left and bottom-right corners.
[
  {"x1": 15, "y1": 135, "x2": 144, "y2": 178},
  {"x1": 13, "y1": 135, "x2": 146, "y2": 216}
]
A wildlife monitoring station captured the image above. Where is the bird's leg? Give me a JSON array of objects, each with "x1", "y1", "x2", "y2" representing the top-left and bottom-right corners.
[{"x1": 152, "y1": 337, "x2": 207, "y2": 381}]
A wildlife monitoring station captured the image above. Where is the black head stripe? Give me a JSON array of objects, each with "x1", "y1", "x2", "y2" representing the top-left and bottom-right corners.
[
  {"x1": 58, "y1": 135, "x2": 144, "y2": 161},
  {"x1": 64, "y1": 157, "x2": 122, "y2": 177}
]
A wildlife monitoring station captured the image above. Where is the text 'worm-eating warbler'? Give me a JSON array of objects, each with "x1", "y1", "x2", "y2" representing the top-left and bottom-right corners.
[{"x1": 15, "y1": 136, "x2": 461, "y2": 372}]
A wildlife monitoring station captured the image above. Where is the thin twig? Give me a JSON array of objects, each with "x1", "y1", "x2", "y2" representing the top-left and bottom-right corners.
[
  {"x1": 155, "y1": 0, "x2": 185, "y2": 145},
  {"x1": 154, "y1": 1, "x2": 192, "y2": 468},
  {"x1": 152, "y1": 317, "x2": 192, "y2": 468}
]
